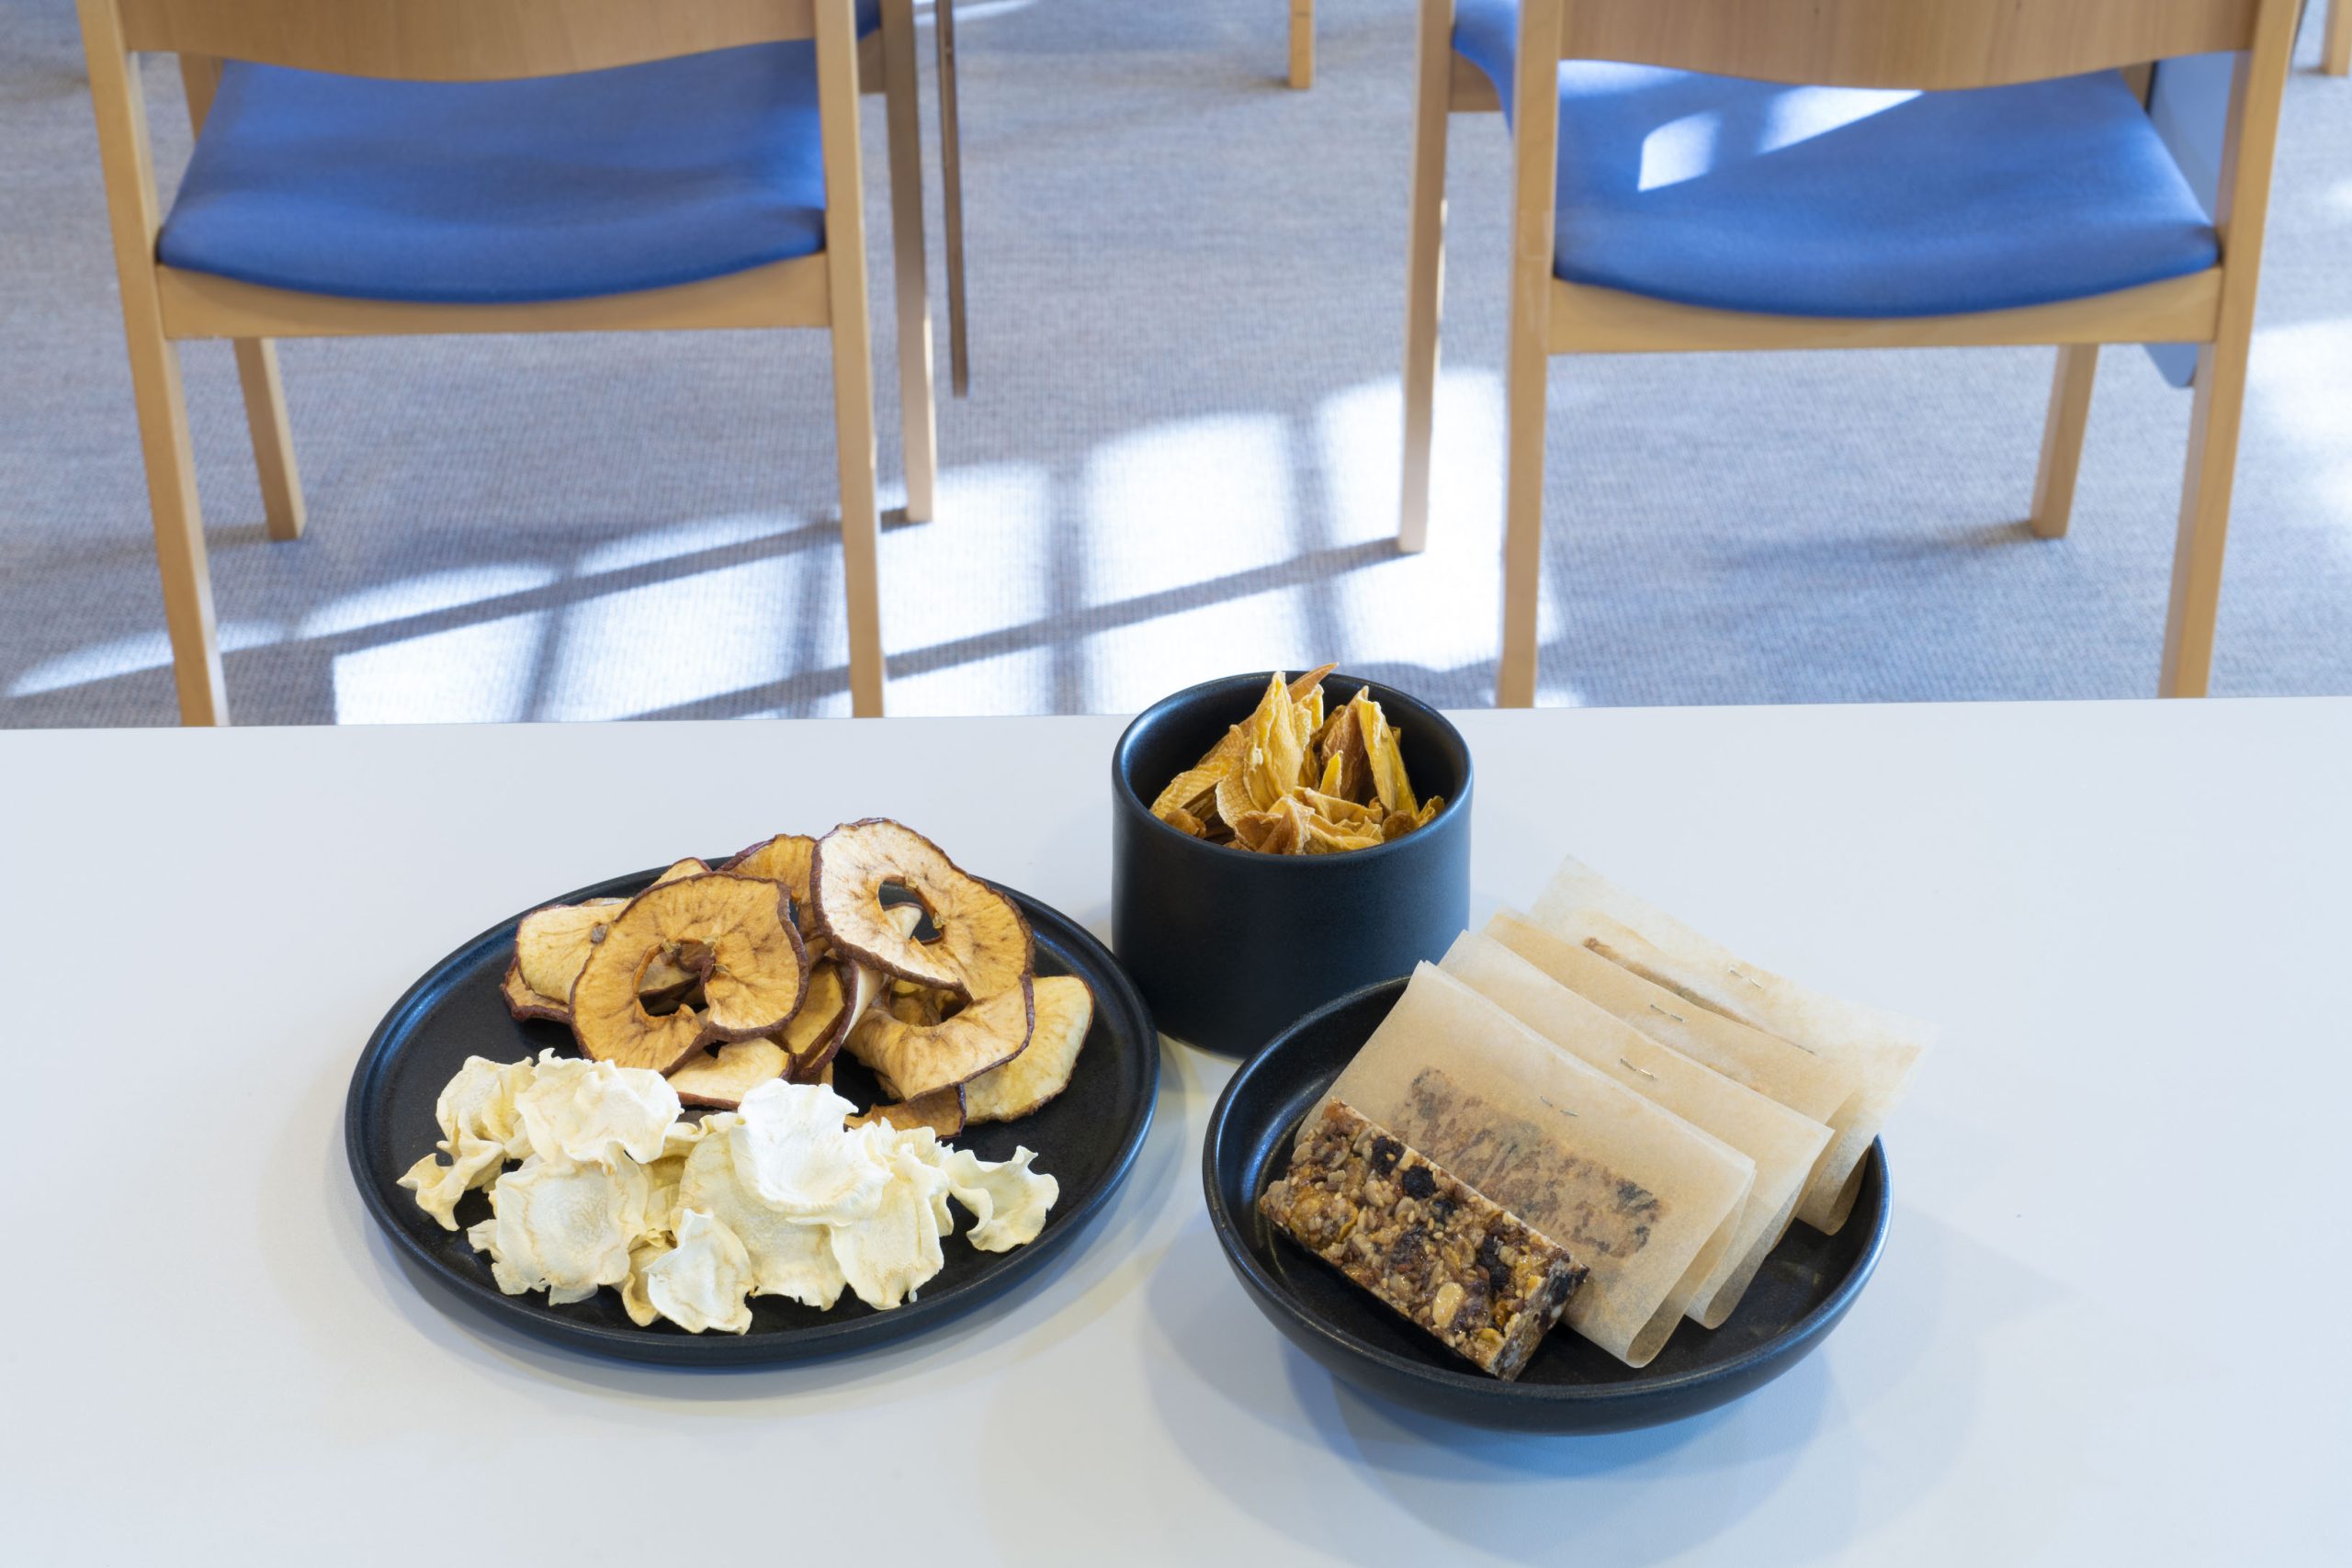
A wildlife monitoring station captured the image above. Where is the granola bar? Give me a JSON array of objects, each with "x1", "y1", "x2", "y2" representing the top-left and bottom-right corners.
[{"x1": 1259, "y1": 1100, "x2": 1585, "y2": 1380}]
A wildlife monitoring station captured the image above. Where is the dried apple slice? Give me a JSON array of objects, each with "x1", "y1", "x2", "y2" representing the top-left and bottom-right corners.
[
  {"x1": 571, "y1": 874, "x2": 808, "y2": 1073},
  {"x1": 509, "y1": 886, "x2": 706, "y2": 1025},
  {"x1": 723, "y1": 834, "x2": 818, "y2": 907},
  {"x1": 502, "y1": 959, "x2": 571, "y2": 1024},
  {"x1": 779, "y1": 959, "x2": 852, "y2": 1080},
  {"x1": 964, "y1": 975, "x2": 1092, "y2": 1124},
  {"x1": 669, "y1": 1040, "x2": 790, "y2": 1110},
  {"x1": 849, "y1": 1089, "x2": 967, "y2": 1138},
  {"x1": 811, "y1": 819, "x2": 1033, "y2": 1001},
  {"x1": 514, "y1": 899, "x2": 625, "y2": 1003},
  {"x1": 843, "y1": 976, "x2": 1033, "y2": 1102}
]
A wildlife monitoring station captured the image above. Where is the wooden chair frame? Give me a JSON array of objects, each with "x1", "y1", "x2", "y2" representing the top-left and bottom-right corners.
[
  {"x1": 1398, "y1": 0, "x2": 2302, "y2": 705},
  {"x1": 2326, "y1": 0, "x2": 2350, "y2": 75},
  {"x1": 1291, "y1": 0, "x2": 1315, "y2": 88},
  {"x1": 78, "y1": 0, "x2": 938, "y2": 723}
]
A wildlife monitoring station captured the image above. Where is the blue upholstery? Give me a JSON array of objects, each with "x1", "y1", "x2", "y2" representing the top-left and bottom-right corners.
[
  {"x1": 1451, "y1": 0, "x2": 2219, "y2": 319},
  {"x1": 158, "y1": 6, "x2": 882, "y2": 306}
]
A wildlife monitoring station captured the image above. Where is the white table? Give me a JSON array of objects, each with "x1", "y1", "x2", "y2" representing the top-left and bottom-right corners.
[{"x1": 5, "y1": 700, "x2": 2346, "y2": 1564}]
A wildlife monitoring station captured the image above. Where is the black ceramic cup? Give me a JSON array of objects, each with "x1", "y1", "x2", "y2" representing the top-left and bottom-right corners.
[{"x1": 1110, "y1": 671, "x2": 1472, "y2": 1055}]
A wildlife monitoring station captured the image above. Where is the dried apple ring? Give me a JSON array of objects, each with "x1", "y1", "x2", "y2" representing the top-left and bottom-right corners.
[
  {"x1": 810, "y1": 819, "x2": 1033, "y2": 1001},
  {"x1": 569, "y1": 873, "x2": 808, "y2": 1073}
]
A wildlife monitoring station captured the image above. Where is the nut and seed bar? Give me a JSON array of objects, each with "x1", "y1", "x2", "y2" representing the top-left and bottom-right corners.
[{"x1": 1259, "y1": 1100, "x2": 1586, "y2": 1381}]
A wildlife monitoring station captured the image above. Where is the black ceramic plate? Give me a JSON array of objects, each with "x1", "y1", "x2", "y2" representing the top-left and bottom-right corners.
[
  {"x1": 347, "y1": 865, "x2": 1157, "y2": 1367},
  {"x1": 1205, "y1": 978, "x2": 1890, "y2": 1432}
]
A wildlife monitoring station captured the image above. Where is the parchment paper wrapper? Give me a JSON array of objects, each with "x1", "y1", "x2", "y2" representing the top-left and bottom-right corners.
[
  {"x1": 1486, "y1": 911, "x2": 1857, "y2": 1129},
  {"x1": 1439, "y1": 931, "x2": 1833, "y2": 1328},
  {"x1": 1322, "y1": 964, "x2": 1754, "y2": 1368},
  {"x1": 1530, "y1": 857, "x2": 1929, "y2": 1234}
]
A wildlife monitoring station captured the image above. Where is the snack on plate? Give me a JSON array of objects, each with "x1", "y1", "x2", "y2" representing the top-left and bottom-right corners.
[
  {"x1": 501, "y1": 858, "x2": 711, "y2": 1024},
  {"x1": 1261, "y1": 1100, "x2": 1584, "y2": 1381},
  {"x1": 1437, "y1": 931, "x2": 1833, "y2": 1329},
  {"x1": 497, "y1": 818, "x2": 1091, "y2": 1136},
  {"x1": 1148, "y1": 667, "x2": 1443, "y2": 853},
  {"x1": 1528, "y1": 857, "x2": 1928, "y2": 1235},
  {"x1": 812, "y1": 819, "x2": 1033, "y2": 1001},
  {"x1": 403, "y1": 1062, "x2": 1059, "y2": 1331},
  {"x1": 1324, "y1": 964, "x2": 1754, "y2": 1368},
  {"x1": 403, "y1": 818, "x2": 1098, "y2": 1331},
  {"x1": 962, "y1": 975, "x2": 1093, "y2": 1124}
]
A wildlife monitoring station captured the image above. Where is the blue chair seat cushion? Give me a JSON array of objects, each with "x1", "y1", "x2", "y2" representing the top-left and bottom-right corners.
[
  {"x1": 1452, "y1": 0, "x2": 2218, "y2": 319},
  {"x1": 158, "y1": 21, "x2": 876, "y2": 307}
]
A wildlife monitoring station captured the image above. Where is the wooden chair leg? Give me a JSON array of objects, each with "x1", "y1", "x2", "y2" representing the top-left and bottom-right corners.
[
  {"x1": 1398, "y1": 7, "x2": 1453, "y2": 554},
  {"x1": 128, "y1": 322, "x2": 230, "y2": 724},
  {"x1": 2325, "y1": 0, "x2": 2350, "y2": 76},
  {"x1": 2029, "y1": 344, "x2": 2098, "y2": 540},
  {"x1": 85, "y1": 12, "x2": 227, "y2": 723},
  {"x1": 233, "y1": 339, "x2": 307, "y2": 540},
  {"x1": 819, "y1": 0, "x2": 887, "y2": 716},
  {"x1": 1289, "y1": 0, "x2": 1314, "y2": 89},
  {"x1": 879, "y1": 0, "x2": 936, "y2": 524},
  {"x1": 1497, "y1": 344, "x2": 1549, "y2": 709},
  {"x1": 2160, "y1": 339, "x2": 2251, "y2": 698}
]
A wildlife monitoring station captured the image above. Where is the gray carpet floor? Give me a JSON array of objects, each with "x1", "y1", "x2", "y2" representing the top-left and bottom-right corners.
[{"x1": 6, "y1": 0, "x2": 2350, "y2": 726}]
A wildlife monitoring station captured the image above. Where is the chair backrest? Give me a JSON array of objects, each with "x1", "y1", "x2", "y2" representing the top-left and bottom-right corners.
[
  {"x1": 1537, "y1": 0, "x2": 2265, "y2": 91},
  {"x1": 109, "y1": 0, "x2": 820, "y2": 81}
]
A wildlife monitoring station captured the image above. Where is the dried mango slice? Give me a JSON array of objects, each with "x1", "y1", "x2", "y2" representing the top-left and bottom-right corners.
[
  {"x1": 1149, "y1": 762, "x2": 1230, "y2": 823},
  {"x1": 1148, "y1": 667, "x2": 1434, "y2": 855}
]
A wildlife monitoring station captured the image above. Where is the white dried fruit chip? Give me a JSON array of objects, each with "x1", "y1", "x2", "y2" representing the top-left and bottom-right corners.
[
  {"x1": 399, "y1": 1133, "x2": 507, "y2": 1232},
  {"x1": 435, "y1": 1055, "x2": 537, "y2": 1156},
  {"x1": 676, "y1": 1134, "x2": 847, "y2": 1310},
  {"x1": 620, "y1": 1238, "x2": 671, "y2": 1328},
  {"x1": 640, "y1": 1115, "x2": 724, "y2": 1240},
  {"x1": 647, "y1": 1210, "x2": 756, "y2": 1335},
  {"x1": 730, "y1": 1079, "x2": 892, "y2": 1222},
  {"x1": 480, "y1": 1155, "x2": 651, "y2": 1298},
  {"x1": 936, "y1": 1145, "x2": 1058, "y2": 1251},
  {"x1": 516, "y1": 1051, "x2": 680, "y2": 1168},
  {"x1": 830, "y1": 1140, "x2": 951, "y2": 1311}
]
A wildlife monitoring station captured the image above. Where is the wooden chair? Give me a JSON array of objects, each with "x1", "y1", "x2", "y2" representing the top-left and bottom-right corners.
[
  {"x1": 1291, "y1": 1, "x2": 1315, "y2": 89},
  {"x1": 2326, "y1": 0, "x2": 2350, "y2": 75},
  {"x1": 1398, "y1": 0, "x2": 2301, "y2": 705},
  {"x1": 77, "y1": 0, "x2": 938, "y2": 723}
]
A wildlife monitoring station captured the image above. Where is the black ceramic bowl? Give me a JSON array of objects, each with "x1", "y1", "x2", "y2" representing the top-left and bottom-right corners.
[
  {"x1": 1204, "y1": 978, "x2": 1892, "y2": 1433},
  {"x1": 1112, "y1": 671, "x2": 1472, "y2": 1055}
]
